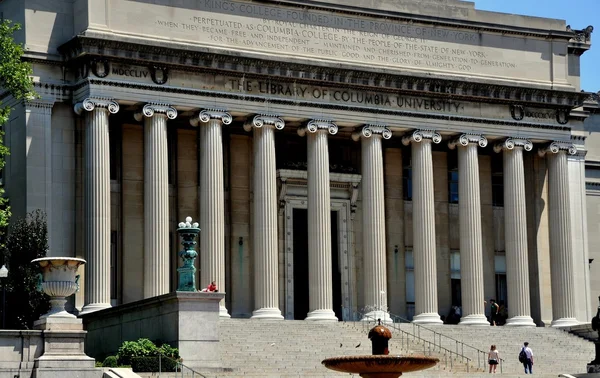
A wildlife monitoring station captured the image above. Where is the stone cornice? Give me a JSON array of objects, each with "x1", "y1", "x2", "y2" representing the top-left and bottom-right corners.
[
  {"x1": 538, "y1": 141, "x2": 577, "y2": 156},
  {"x1": 402, "y1": 130, "x2": 442, "y2": 145},
  {"x1": 448, "y1": 134, "x2": 487, "y2": 149},
  {"x1": 134, "y1": 103, "x2": 177, "y2": 121},
  {"x1": 270, "y1": 0, "x2": 575, "y2": 39},
  {"x1": 351, "y1": 125, "x2": 392, "y2": 141},
  {"x1": 493, "y1": 138, "x2": 533, "y2": 153},
  {"x1": 56, "y1": 36, "x2": 588, "y2": 109},
  {"x1": 297, "y1": 120, "x2": 338, "y2": 137},
  {"x1": 74, "y1": 97, "x2": 119, "y2": 115},
  {"x1": 189, "y1": 109, "x2": 232, "y2": 127},
  {"x1": 243, "y1": 114, "x2": 285, "y2": 132}
]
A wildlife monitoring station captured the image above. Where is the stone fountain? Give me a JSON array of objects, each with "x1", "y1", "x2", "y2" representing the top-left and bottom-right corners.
[{"x1": 322, "y1": 319, "x2": 438, "y2": 378}]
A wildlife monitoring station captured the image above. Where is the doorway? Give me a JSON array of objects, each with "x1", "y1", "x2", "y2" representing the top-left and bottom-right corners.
[{"x1": 292, "y1": 209, "x2": 341, "y2": 320}]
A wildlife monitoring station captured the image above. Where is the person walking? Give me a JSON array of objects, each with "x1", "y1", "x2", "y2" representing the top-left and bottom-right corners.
[
  {"x1": 489, "y1": 299, "x2": 500, "y2": 326},
  {"x1": 488, "y1": 345, "x2": 500, "y2": 373},
  {"x1": 520, "y1": 342, "x2": 534, "y2": 374}
]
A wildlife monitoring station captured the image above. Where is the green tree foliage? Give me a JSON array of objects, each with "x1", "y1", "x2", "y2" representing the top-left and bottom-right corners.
[
  {"x1": 0, "y1": 20, "x2": 37, "y2": 247},
  {"x1": 3, "y1": 210, "x2": 50, "y2": 329}
]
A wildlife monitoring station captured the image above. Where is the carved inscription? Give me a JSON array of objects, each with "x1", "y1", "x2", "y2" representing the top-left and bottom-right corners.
[
  {"x1": 226, "y1": 79, "x2": 464, "y2": 112},
  {"x1": 142, "y1": 0, "x2": 535, "y2": 79}
]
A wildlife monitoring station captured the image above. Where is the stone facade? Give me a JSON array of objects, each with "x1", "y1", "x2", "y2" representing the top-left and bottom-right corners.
[{"x1": 0, "y1": 0, "x2": 596, "y2": 326}]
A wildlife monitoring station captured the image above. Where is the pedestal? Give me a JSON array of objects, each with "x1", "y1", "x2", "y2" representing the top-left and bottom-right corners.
[
  {"x1": 81, "y1": 291, "x2": 226, "y2": 370},
  {"x1": 33, "y1": 318, "x2": 95, "y2": 370}
]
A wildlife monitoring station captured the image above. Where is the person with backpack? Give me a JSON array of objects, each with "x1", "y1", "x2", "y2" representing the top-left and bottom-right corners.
[{"x1": 519, "y1": 342, "x2": 534, "y2": 374}]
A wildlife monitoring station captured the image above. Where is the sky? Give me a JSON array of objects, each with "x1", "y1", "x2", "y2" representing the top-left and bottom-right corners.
[{"x1": 472, "y1": 0, "x2": 600, "y2": 93}]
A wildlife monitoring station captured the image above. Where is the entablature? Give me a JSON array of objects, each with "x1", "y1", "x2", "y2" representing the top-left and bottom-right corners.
[{"x1": 56, "y1": 35, "x2": 589, "y2": 112}]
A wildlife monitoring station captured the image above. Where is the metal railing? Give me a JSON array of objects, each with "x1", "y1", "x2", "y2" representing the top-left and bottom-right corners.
[
  {"x1": 343, "y1": 307, "x2": 504, "y2": 373},
  {"x1": 158, "y1": 353, "x2": 208, "y2": 378}
]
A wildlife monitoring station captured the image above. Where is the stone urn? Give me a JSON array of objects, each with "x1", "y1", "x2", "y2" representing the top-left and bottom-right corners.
[{"x1": 31, "y1": 257, "x2": 85, "y2": 318}]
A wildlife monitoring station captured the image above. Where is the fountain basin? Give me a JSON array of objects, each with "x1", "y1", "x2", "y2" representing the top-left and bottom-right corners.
[{"x1": 322, "y1": 355, "x2": 439, "y2": 378}]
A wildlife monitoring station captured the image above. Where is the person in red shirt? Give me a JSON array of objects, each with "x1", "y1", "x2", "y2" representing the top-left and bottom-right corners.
[{"x1": 202, "y1": 281, "x2": 218, "y2": 292}]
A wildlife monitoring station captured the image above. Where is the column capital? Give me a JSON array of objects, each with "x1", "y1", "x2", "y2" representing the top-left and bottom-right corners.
[
  {"x1": 243, "y1": 114, "x2": 285, "y2": 132},
  {"x1": 190, "y1": 108, "x2": 232, "y2": 127},
  {"x1": 448, "y1": 134, "x2": 487, "y2": 149},
  {"x1": 493, "y1": 137, "x2": 533, "y2": 153},
  {"x1": 538, "y1": 141, "x2": 577, "y2": 157},
  {"x1": 134, "y1": 103, "x2": 177, "y2": 121},
  {"x1": 351, "y1": 124, "x2": 392, "y2": 141},
  {"x1": 74, "y1": 98, "x2": 119, "y2": 115},
  {"x1": 297, "y1": 119, "x2": 338, "y2": 137},
  {"x1": 401, "y1": 129, "x2": 441, "y2": 146}
]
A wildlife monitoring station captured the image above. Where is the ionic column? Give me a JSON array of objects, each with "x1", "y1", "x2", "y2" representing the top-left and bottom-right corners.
[
  {"x1": 298, "y1": 120, "x2": 338, "y2": 322},
  {"x1": 135, "y1": 104, "x2": 177, "y2": 298},
  {"x1": 494, "y1": 138, "x2": 536, "y2": 327},
  {"x1": 244, "y1": 115, "x2": 284, "y2": 320},
  {"x1": 191, "y1": 109, "x2": 232, "y2": 318},
  {"x1": 74, "y1": 98, "x2": 119, "y2": 314},
  {"x1": 352, "y1": 125, "x2": 391, "y2": 323},
  {"x1": 448, "y1": 134, "x2": 489, "y2": 326},
  {"x1": 402, "y1": 130, "x2": 443, "y2": 324},
  {"x1": 539, "y1": 141, "x2": 579, "y2": 327}
]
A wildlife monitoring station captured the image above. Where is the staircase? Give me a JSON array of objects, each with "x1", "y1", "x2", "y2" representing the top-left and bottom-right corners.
[{"x1": 217, "y1": 318, "x2": 595, "y2": 377}]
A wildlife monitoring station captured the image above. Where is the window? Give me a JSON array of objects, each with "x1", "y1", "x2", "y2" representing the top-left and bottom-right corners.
[
  {"x1": 109, "y1": 123, "x2": 121, "y2": 181},
  {"x1": 405, "y1": 248, "x2": 415, "y2": 320},
  {"x1": 491, "y1": 153, "x2": 504, "y2": 207},
  {"x1": 167, "y1": 126, "x2": 177, "y2": 185},
  {"x1": 402, "y1": 147, "x2": 412, "y2": 201},
  {"x1": 492, "y1": 174, "x2": 504, "y2": 206},
  {"x1": 448, "y1": 151, "x2": 458, "y2": 203},
  {"x1": 450, "y1": 250, "x2": 461, "y2": 306},
  {"x1": 494, "y1": 254, "x2": 507, "y2": 305},
  {"x1": 110, "y1": 231, "x2": 119, "y2": 304},
  {"x1": 448, "y1": 170, "x2": 459, "y2": 203}
]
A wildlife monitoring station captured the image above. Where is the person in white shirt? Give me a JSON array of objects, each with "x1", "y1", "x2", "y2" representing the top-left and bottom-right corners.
[
  {"x1": 522, "y1": 342, "x2": 534, "y2": 374},
  {"x1": 488, "y1": 345, "x2": 500, "y2": 373}
]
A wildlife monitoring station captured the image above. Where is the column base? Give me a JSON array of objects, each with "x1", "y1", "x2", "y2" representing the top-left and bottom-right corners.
[
  {"x1": 551, "y1": 317, "x2": 579, "y2": 328},
  {"x1": 412, "y1": 312, "x2": 443, "y2": 325},
  {"x1": 305, "y1": 309, "x2": 338, "y2": 322},
  {"x1": 362, "y1": 310, "x2": 393, "y2": 324},
  {"x1": 78, "y1": 302, "x2": 111, "y2": 315},
  {"x1": 458, "y1": 314, "x2": 489, "y2": 326},
  {"x1": 219, "y1": 305, "x2": 231, "y2": 319},
  {"x1": 251, "y1": 308, "x2": 284, "y2": 320},
  {"x1": 505, "y1": 315, "x2": 536, "y2": 327}
]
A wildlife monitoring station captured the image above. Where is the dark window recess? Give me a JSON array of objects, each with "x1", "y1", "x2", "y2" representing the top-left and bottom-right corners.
[
  {"x1": 448, "y1": 170, "x2": 459, "y2": 204},
  {"x1": 110, "y1": 231, "x2": 119, "y2": 301},
  {"x1": 109, "y1": 123, "x2": 121, "y2": 181},
  {"x1": 491, "y1": 153, "x2": 504, "y2": 206},
  {"x1": 402, "y1": 147, "x2": 412, "y2": 201},
  {"x1": 492, "y1": 174, "x2": 504, "y2": 206},
  {"x1": 448, "y1": 151, "x2": 458, "y2": 203},
  {"x1": 167, "y1": 126, "x2": 176, "y2": 185}
]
